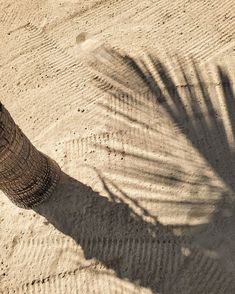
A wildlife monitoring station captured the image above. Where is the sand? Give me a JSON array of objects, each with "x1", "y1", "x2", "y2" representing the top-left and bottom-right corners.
[{"x1": 0, "y1": 0, "x2": 235, "y2": 293}]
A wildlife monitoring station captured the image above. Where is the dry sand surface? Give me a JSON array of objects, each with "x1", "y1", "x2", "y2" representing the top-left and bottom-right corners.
[{"x1": 0, "y1": 0, "x2": 235, "y2": 293}]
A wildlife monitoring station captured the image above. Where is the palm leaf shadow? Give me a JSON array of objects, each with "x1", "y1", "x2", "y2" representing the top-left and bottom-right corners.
[
  {"x1": 95, "y1": 50, "x2": 235, "y2": 191},
  {"x1": 35, "y1": 48, "x2": 235, "y2": 294},
  {"x1": 89, "y1": 48, "x2": 235, "y2": 287}
]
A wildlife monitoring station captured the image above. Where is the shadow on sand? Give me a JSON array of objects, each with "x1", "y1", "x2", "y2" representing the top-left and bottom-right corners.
[{"x1": 35, "y1": 49, "x2": 235, "y2": 293}]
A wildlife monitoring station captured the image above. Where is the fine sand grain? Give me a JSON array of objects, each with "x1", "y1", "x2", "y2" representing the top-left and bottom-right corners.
[{"x1": 0, "y1": 0, "x2": 235, "y2": 293}]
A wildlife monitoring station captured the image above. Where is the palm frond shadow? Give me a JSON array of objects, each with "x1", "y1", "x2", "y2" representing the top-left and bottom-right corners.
[
  {"x1": 35, "y1": 49, "x2": 235, "y2": 293},
  {"x1": 93, "y1": 48, "x2": 235, "y2": 246}
]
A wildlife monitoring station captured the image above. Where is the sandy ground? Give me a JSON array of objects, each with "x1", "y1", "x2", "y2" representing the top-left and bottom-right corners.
[{"x1": 0, "y1": 0, "x2": 235, "y2": 293}]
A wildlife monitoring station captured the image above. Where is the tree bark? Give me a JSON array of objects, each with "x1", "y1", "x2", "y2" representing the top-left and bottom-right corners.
[{"x1": 0, "y1": 103, "x2": 61, "y2": 208}]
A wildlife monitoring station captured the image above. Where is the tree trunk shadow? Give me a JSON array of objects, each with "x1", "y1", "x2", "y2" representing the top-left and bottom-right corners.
[{"x1": 34, "y1": 172, "x2": 235, "y2": 294}]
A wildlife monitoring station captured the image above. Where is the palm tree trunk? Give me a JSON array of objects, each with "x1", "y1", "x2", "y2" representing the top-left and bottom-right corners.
[{"x1": 0, "y1": 103, "x2": 61, "y2": 208}]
